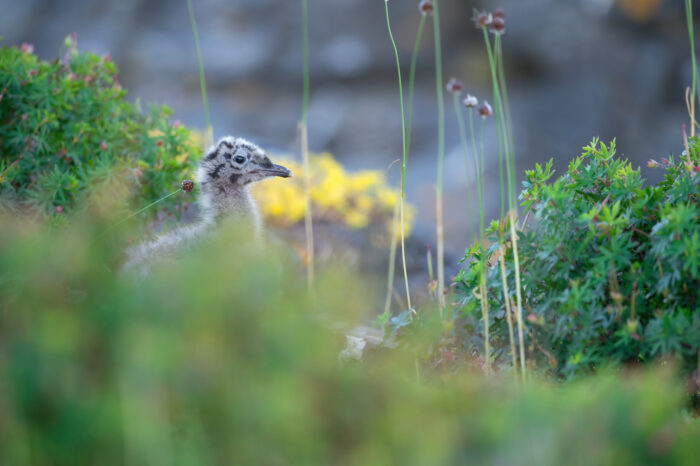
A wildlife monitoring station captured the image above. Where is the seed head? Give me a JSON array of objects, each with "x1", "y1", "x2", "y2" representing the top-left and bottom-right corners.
[
  {"x1": 489, "y1": 16, "x2": 506, "y2": 35},
  {"x1": 463, "y1": 94, "x2": 478, "y2": 108},
  {"x1": 478, "y1": 101, "x2": 493, "y2": 119},
  {"x1": 418, "y1": 0, "x2": 433, "y2": 16},
  {"x1": 446, "y1": 77, "x2": 464, "y2": 94},
  {"x1": 181, "y1": 180, "x2": 194, "y2": 193},
  {"x1": 473, "y1": 11, "x2": 492, "y2": 29}
]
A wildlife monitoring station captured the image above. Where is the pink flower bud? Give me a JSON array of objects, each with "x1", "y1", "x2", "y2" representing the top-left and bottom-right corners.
[
  {"x1": 100, "y1": 141, "x2": 108, "y2": 151},
  {"x1": 103, "y1": 53, "x2": 112, "y2": 62},
  {"x1": 84, "y1": 75, "x2": 93, "y2": 85},
  {"x1": 446, "y1": 77, "x2": 464, "y2": 94},
  {"x1": 181, "y1": 180, "x2": 194, "y2": 193},
  {"x1": 55, "y1": 206, "x2": 63, "y2": 213},
  {"x1": 489, "y1": 17, "x2": 506, "y2": 35},
  {"x1": 418, "y1": 0, "x2": 433, "y2": 16},
  {"x1": 21, "y1": 43, "x2": 34, "y2": 54},
  {"x1": 463, "y1": 94, "x2": 478, "y2": 108},
  {"x1": 28, "y1": 69, "x2": 38, "y2": 77},
  {"x1": 478, "y1": 101, "x2": 493, "y2": 119},
  {"x1": 156, "y1": 140, "x2": 164, "y2": 147},
  {"x1": 661, "y1": 157, "x2": 669, "y2": 165},
  {"x1": 647, "y1": 159, "x2": 658, "y2": 168},
  {"x1": 694, "y1": 166, "x2": 700, "y2": 172}
]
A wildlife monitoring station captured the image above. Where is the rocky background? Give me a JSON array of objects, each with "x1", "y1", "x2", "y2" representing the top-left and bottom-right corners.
[{"x1": 2, "y1": 0, "x2": 696, "y2": 286}]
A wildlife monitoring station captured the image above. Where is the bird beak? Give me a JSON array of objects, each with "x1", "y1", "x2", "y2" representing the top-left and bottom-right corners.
[{"x1": 263, "y1": 163, "x2": 292, "y2": 178}]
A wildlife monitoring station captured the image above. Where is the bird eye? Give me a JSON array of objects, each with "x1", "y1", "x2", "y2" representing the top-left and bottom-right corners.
[{"x1": 234, "y1": 155, "x2": 246, "y2": 164}]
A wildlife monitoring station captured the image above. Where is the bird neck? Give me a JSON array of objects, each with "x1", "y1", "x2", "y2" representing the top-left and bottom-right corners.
[{"x1": 199, "y1": 183, "x2": 260, "y2": 227}]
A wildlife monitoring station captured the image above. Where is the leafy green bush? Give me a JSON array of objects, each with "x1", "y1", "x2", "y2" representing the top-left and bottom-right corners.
[
  {"x1": 455, "y1": 138, "x2": 700, "y2": 378},
  {"x1": 1, "y1": 217, "x2": 699, "y2": 465},
  {"x1": 0, "y1": 38, "x2": 197, "y2": 222}
]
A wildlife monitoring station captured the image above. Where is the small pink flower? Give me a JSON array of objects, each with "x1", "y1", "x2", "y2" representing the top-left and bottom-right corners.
[
  {"x1": 418, "y1": 0, "x2": 433, "y2": 16},
  {"x1": 473, "y1": 11, "x2": 492, "y2": 29},
  {"x1": 463, "y1": 94, "x2": 478, "y2": 108},
  {"x1": 661, "y1": 157, "x2": 669, "y2": 165},
  {"x1": 173, "y1": 120, "x2": 181, "y2": 128},
  {"x1": 694, "y1": 166, "x2": 700, "y2": 172},
  {"x1": 21, "y1": 114, "x2": 28, "y2": 122},
  {"x1": 492, "y1": 8, "x2": 505, "y2": 20},
  {"x1": 21, "y1": 43, "x2": 34, "y2": 54},
  {"x1": 156, "y1": 140, "x2": 164, "y2": 147},
  {"x1": 489, "y1": 16, "x2": 506, "y2": 35},
  {"x1": 181, "y1": 180, "x2": 194, "y2": 193},
  {"x1": 647, "y1": 159, "x2": 658, "y2": 168},
  {"x1": 103, "y1": 53, "x2": 112, "y2": 62},
  {"x1": 478, "y1": 101, "x2": 493, "y2": 119},
  {"x1": 446, "y1": 77, "x2": 464, "y2": 94},
  {"x1": 67, "y1": 72, "x2": 77, "y2": 81},
  {"x1": 84, "y1": 75, "x2": 93, "y2": 85},
  {"x1": 28, "y1": 69, "x2": 38, "y2": 77},
  {"x1": 100, "y1": 140, "x2": 108, "y2": 151},
  {"x1": 55, "y1": 206, "x2": 63, "y2": 213}
]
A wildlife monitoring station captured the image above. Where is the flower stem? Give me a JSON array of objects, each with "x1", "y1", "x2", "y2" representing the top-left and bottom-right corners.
[
  {"x1": 432, "y1": 0, "x2": 446, "y2": 312},
  {"x1": 384, "y1": 0, "x2": 412, "y2": 310},
  {"x1": 186, "y1": 0, "x2": 212, "y2": 145}
]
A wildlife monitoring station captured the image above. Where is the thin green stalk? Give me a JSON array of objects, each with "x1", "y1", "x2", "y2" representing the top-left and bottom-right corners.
[
  {"x1": 499, "y1": 253, "x2": 518, "y2": 373},
  {"x1": 383, "y1": 198, "x2": 400, "y2": 317},
  {"x1": 384, "y1": 13, "x2": 426, "y2": 315},
  {"x1": 453, "y1": 94, "x2": 475, "y2": 239},
  {"x1": 186, "y1": 0, "x2": 212, "y2": 144},
  {"x1": 483, "y1": 28, "x2": 526, "y2": 381},
  {"x1": 469, "y1": 109, "x2": 484, "y2": 236},
  {"x1": 686, "y1": 0, "x2": 698, "y2": 137},
  {"x1": 300, "y1": 0, "x2": 314, "y2": 291},
  {"x1": 301, "y1": 0, "x2": 310, "y2": 124},
  {"x1": 384, "y1": 0, "x2": 412, "y2": 310},
  {"x1": 433, "y1": 0, "x2": 446, "y2": 311},
  {"x1": 477, "y1": 116, "x2": 490, "y2": 376},
  {"x1": 496, "y1": 36, "x2": 516, "y2": 209},
  {"x1": 103, "y1": 189, "x2": 181, "y2": 234},
  {"x1": 406, "y1": 16, "x2": 427, "y2": 154}
]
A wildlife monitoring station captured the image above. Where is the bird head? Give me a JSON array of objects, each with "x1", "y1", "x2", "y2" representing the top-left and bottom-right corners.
[{"x1": 198, "y1": 136, "x2": 292, "y2": 189}]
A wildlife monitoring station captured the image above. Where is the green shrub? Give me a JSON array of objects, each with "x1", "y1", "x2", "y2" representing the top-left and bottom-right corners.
[
  {"x1": 1, "y1": 217, "x2": 699, "y2": 465},
  {"x1": 455, "y1": 138, "x2": 700, "y2": 378},
  {"x1": 0, "y1": 38, "x2": 197, "y2": 222}
]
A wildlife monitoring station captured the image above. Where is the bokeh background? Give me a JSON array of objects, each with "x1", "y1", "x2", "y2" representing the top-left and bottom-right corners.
[{"x1": 1, "y1": 0, "x2": 696, "y2": 273}]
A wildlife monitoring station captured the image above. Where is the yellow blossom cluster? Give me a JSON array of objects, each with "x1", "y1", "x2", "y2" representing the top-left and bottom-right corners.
[{"x1": 251, "y1": 152, "x2": 413, "y2": 236}]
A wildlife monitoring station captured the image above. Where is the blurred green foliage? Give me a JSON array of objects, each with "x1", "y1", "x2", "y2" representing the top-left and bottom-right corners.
[
  {"x1": 455, "y1": 138, "x2": 700, "y2": 379},
  {"x1": 0, "y1": 217, "x2": 699, "y2": 465},
  {"x1": 0, "y1": 39, "x2": 197, "y2": 222}
]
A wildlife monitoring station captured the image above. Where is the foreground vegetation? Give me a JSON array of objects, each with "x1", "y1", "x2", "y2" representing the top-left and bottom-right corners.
[{"x1": 1, "y1": 219, "x2": 699, "y2": 465}]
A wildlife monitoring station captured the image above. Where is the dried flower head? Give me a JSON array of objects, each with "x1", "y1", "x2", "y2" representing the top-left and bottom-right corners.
[
  {"x1": 181, "y1": 180, "x2": 194, "y2": 193},
  {"x1": 418, "y1": 0, "x2": 433, "y2": 16},
  {"x1": 473, "y1": 11, "x2": 492, "y2": 29},
  {"x1": 463, "y1": 94, "x2": 478, "y2": 108},
  {"x1": 478, "y1": 101, "x2": 493, "y2": 119},
  {"x1": 446, "y1": 77, "x2": 464, "y2": 94},
  {"x1": 489, "y1": 16, "x2": 506, "y2": 35}
]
